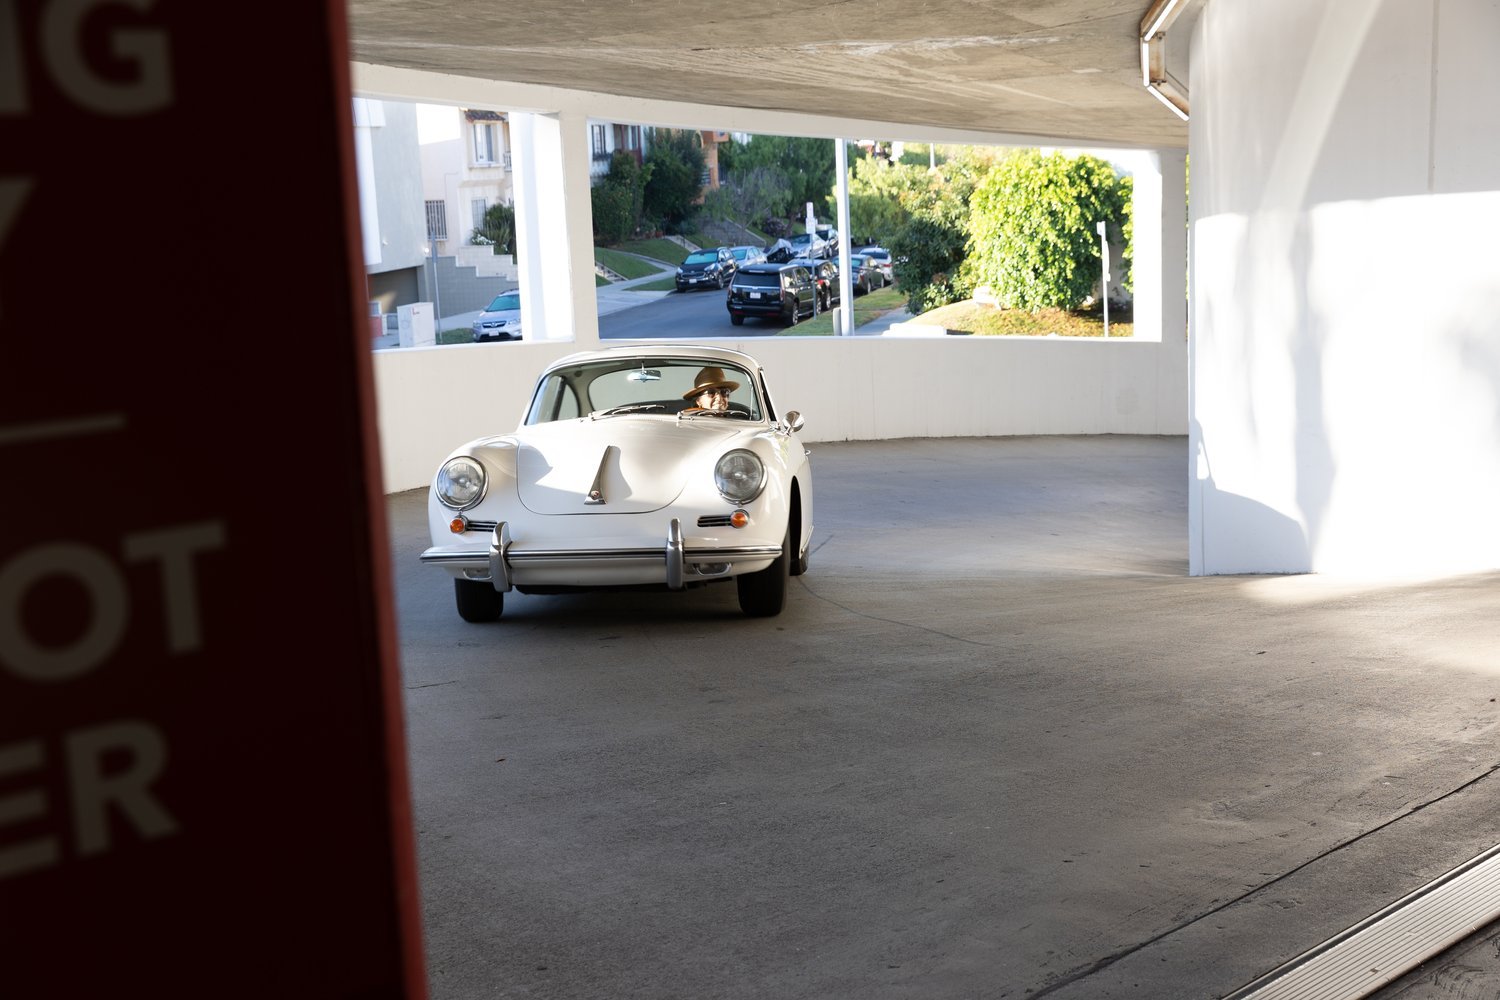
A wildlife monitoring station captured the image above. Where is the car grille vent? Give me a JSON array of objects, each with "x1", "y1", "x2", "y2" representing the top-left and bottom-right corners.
[
  {"x1": 697, "y1": 514, "x2": 734, "y2": 527},
  {"x1": 465, "y1": 520, "x2": 498, "y2": 533}
]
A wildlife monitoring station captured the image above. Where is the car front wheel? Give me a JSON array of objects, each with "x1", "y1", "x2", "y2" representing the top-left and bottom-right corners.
[
  {"x1": 737, "y1": 526, "x2": 789, "y2": 617},
  {"x1": 454, "y1": 578, "x2": 504, "y2": 622},
  {"x1": 730, "y1": 314, "x2": 744, "y2": 326}
]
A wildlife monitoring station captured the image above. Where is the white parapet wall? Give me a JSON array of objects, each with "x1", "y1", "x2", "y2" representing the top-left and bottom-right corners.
[{"x1": 373, "y1": 334, "x2": 1188, "y2": 494}]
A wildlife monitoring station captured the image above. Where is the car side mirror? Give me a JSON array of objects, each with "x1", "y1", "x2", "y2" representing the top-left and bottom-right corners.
[{"x1": 784, "y1": 410, "x2": 805, "y2": 433}]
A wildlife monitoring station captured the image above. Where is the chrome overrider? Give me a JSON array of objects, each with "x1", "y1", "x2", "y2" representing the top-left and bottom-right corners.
[{"x1": 418, "y1": 518, "x2": 784, "y2": 592}]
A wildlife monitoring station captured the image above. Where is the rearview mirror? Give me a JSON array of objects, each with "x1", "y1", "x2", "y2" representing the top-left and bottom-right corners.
[{"x1": 784, "y1": 410, "x2": 805, "y2": 433}]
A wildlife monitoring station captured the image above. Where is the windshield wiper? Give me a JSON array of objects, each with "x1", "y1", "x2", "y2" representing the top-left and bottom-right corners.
[{"x1": 591, "y1": 403, "x2": 667, "y2": 419}]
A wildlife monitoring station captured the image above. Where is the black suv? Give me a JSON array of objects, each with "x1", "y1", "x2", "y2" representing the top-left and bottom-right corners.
[
  {"x1": 676, "y1": 246, "x2": 737, "y2": 291},
  {"x1": 726, "y1": 263, "x2": 818, "y2": 326}
]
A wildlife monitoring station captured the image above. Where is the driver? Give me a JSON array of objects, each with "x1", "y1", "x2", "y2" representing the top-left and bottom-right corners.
[{"x1": 683, "y1": 366, "x2": 740, "y2": 412}]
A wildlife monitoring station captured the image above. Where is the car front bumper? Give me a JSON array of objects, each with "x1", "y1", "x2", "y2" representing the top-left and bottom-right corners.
[{"x1": 421, "y1": 518, "x2": 782, "y2": 591}]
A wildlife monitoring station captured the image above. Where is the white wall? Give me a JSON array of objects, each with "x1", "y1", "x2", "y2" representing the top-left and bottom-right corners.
[
  {"x1": 1189, "y1": 0, "x2": 1500, "y2": 577},
  {"x1": 373, "y1": 336, "x2": 1188, "y2": 493}
]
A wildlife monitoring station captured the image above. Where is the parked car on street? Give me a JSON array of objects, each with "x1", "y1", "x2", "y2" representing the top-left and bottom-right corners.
[
  {"x1": 849, "y1": 253, "x2": 885, "y2": 295},
  {"x1": 676, "y1": 246, "x2": 737, "y2": 291},
  {"x1": 854, "y1": 245, "x2": 895, "y2": 284},
  {"x1": 729, "y1": 244, "x2": 768, "y2": 267},
  {"x1": 472, "y1": 290, "x2": 522, "y2": 341},
  {"x1": 789, "y1": 256, "x2": 841, "y2": 312},
  {"x1": 420, "y1": 344, "x2": 814, "y2": 620},
  {"x1": 788, "y1": 228, "x2": 838, "y2": 260},
  {"x1": 763, "y1": 238, "x2": 796, "y2": 264},
  {"x1": 726, "y1": 262, "x2": 818, "y2": 326}
]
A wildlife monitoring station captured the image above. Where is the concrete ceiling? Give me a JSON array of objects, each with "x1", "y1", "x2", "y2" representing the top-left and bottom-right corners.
[{"x1": 346, "y1": 0, "x2": 1190, "y2": 149}]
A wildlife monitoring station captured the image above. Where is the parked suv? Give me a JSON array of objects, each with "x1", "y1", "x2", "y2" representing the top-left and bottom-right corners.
[
  {"x1": 471, "y1": 290, "x2": 522, "y2": 341},
  {"x1": 726, "y1": 263, "x2": 818, "y2": 326},
  {"x1": 676, "y1": 246, "x2": 737, "y2": 291}
]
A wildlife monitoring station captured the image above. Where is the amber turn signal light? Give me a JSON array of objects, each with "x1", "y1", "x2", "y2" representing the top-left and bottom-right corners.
[
  {"x1": 449, "y1": 516, "x2": 468, "y2": 534},
  {"x1": 730, "y1": 510, "x2": 749, "y2": 528}
]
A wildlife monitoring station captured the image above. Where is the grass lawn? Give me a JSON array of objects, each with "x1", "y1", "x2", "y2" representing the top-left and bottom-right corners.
[
  {"x1": 610, "y1": 238, "x2": 690, "y2": 267},
  {"x1": 437, "y1": 328, "x2": 472, "y2": 345},
  {"x1": 596, "y1": 274, "x2": 610, "y2": 287},
  {"x1": 777, "y1": 285, "x2": 907, "y2": 337},
  {"x1": 595, "y1": 246, "x2": 669, "y2": 280},
  {"x1": 919, "y1": 300, "x2": 1133, "y2": 337}
]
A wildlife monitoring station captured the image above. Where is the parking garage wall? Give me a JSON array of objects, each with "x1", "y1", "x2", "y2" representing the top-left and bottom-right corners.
[{"x1": 372, "y1": 336, "x2": 1189, "y2": 494}]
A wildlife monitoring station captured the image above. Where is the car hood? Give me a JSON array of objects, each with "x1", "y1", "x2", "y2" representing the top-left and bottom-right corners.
[
  {"x1": 678, "y1": 261, "x2": 715, "y2": 273},
  {"x1": 509, "y1": 416, "x2": 753, "y2": 515}
]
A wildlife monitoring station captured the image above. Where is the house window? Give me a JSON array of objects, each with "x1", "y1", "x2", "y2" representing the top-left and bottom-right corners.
[
  {"x1": 425, "y1": 200, "x2": 448, "y2": 241},
  {"x1": 471, "y1": 199, "x2": 487, "y2": 231},
  {"x1": 472, "y1": 122, "x2": 498, "y2": 164},
  {"x1": 591, "y1": 123, "x2": 608, "y2": 161}
]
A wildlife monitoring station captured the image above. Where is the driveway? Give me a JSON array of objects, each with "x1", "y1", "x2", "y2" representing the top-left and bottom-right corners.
[{"x1": 388, "y1": 435, "x2": 1500, "y2": 1000}]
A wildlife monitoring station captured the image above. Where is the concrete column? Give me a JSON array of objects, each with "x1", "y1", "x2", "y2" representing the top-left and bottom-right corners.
[
  {"x1": 509, "y1": 111, "x2": 599, "y2": 346},
  {"x1": 1189, "y1": 0, "x2": 1500, "y2": 577},
  {"x1": 1130, "y1": 149, "x2": 1188, "y2": 347}
]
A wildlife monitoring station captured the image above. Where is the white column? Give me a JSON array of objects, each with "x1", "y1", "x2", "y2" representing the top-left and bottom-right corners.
[
  {"x1": 509, "y1": 111, "x2": 599, "y2": 345},
  {"x1": 834, "y1": 138, "x2": 853, "y2": 336},
  {"x1": 1129, "y1": 148, "x2": 1187, "y2": 346}
]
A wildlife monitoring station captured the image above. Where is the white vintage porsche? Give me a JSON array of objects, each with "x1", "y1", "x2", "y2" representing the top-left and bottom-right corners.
[{"x1": 420, "y1": 345, "x2": 814, "y2": 621}]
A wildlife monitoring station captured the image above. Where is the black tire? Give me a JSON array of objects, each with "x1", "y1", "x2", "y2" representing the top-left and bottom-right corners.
[
  {"x1": 730, "y1": 314, "x2": 745, "y2": 326},
  {"x1": 737, "y1": 525, "x2": 790, "y2": 617},
  {"x1": 454, "y1": 578, "x2": 504, "y2": 622}
]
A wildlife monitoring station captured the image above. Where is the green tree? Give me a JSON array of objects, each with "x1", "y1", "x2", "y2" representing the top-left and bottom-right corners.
[
  {"x1": 723, "y1": 134, "x2": 836, "y2": 227},
  {"x1": 643, "y1": 129, "x2": 706, "y2": 231},
  {"x1": 964, "y1": 149, "x2": 1133, "y2": 311},
  {"x1": 882, "y1": 146, "x2": 1001, "y2": 311}
]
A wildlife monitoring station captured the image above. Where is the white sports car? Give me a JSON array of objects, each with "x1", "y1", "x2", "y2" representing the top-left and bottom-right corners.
[{"x1": 420, "y1": 345, "x2": 814, "y2": 621}]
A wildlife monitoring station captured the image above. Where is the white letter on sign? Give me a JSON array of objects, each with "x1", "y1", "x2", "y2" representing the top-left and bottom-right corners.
[
  {"x1": 124, "y1": 521, "x2": 224, "y2": 653},
  {"x1": 66, "y1": 720, "x2": 177, "y2": 856},
  {"x1": 0, "y1": 741, "x2": 60, "y2": 879},
  {"x1": 42, "y1": 0, "x2": 173, "y2": 115},
  {"x1": 0, "y1": 543, "x2": 128, "y2": 682}
]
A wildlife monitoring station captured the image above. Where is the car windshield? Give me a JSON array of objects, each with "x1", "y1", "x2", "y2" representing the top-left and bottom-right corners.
[
  {"x1": 484, "y1": 292, "x2": 520, "y2": 311},
  {"x1": 683, "y1": 251, "x2": 717, "y2": 265},
  {"x1": 526, "y1": 358, "x2": 762, "y2": 424}
]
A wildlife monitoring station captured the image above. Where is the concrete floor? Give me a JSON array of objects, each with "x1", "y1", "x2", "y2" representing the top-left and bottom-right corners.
[{"x1": 388, "y1": 435, "x2": 1500, "y2": 1000}]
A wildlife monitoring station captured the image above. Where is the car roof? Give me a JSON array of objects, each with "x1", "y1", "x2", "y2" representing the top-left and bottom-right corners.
[{"x1": 739, "y1": 262, "x2": 802, "y2": 274}]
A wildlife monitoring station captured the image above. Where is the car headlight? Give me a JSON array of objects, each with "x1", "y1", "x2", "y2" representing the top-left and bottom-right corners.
[
  {"x1": 714, "y1": 449, "x2": 765, "y2": 503},
  {"x1": 435, "y1": 457, "x2": 487, "y2": 510}
]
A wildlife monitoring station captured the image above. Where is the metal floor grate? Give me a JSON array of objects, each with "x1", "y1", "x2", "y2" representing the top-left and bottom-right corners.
[{"x1": 1224, "y1": 843, "x2": 1500, "y2": 1000}]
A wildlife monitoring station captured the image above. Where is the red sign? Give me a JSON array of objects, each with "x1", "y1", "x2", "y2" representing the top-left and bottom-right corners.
[{"x1": 1, "y1": 2, "x2": 426, "y2": 995}]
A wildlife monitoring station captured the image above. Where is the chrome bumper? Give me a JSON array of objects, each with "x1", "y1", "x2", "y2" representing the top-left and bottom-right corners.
[{"x1": 419, "y1": 518, "x2": 783, "y2": 592}]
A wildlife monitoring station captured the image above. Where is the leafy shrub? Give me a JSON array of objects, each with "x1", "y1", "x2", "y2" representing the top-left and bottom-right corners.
[
  {"x1": 590, "y1": 184, "x2": 634, "y2": 245},
  {"x1": 475, "y1": 201, "x2": 516, "y2": 254},
  {"x1": 964, "y1": 150, "x2": 1132, "y2": 311}
]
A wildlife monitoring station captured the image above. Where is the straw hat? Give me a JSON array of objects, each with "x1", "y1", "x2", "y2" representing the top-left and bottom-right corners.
[{"x1": 683, "y1": 366, "x2": 740, "y2": 400}]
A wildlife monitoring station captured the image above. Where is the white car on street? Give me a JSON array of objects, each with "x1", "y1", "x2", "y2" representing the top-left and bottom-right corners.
[{"x1": 421, "y1": 345, "x2": 814, "y2": 620}]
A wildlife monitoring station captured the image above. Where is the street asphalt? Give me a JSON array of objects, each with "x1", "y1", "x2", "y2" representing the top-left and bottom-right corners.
[{"x1": 386, "y1": 434, "x2": 1500, "y2": 1000}]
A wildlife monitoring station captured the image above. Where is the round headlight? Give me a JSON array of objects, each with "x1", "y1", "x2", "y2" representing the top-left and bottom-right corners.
[
  {"x1": 714, "y1": 449, "x2": 765, "y2": 503},
  {"x1": 435, "y1": 457, "x2": 487, "y2": 510}
]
